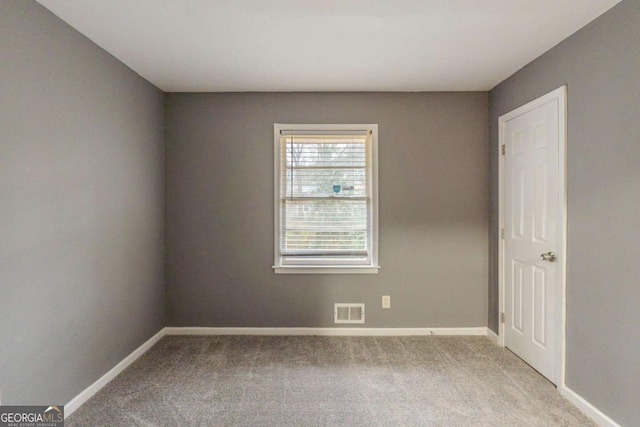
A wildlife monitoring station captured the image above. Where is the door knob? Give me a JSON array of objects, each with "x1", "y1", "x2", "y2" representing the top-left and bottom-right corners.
[{"x1": 540, "y1": 252, "x2": 557, "y2": 262}]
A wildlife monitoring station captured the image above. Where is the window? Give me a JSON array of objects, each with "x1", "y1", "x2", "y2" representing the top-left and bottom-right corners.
[{"x1": 273, "y1": 124, "x2": 379, "y2": 274}]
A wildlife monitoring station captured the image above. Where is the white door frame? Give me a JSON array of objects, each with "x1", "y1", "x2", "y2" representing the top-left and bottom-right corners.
[{"x1": 498, "y1": 86, "x2": 567, "y2": 386}]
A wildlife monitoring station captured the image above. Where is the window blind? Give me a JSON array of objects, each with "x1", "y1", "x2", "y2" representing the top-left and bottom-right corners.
[{"x1": 280, "y1": 133, "x2": 370, "y2": 261}]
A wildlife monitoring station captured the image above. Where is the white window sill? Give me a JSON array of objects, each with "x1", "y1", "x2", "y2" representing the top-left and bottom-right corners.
[{"x1": 273, "y1": 265, "x2": 380, "y2": 274}]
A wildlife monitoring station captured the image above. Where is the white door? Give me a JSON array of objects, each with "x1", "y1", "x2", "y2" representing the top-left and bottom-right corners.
[{"x1": 501, "y1": 87, "x2": 566, "y2": 385}]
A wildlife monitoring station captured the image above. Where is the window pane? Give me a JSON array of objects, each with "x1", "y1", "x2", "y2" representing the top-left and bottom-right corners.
[
  {"x1": 282, "y1": 138, "x2": 367, "y2": 198},
  {"x1": 275, "y1": 125, "x2": 377, "y2": 270},
  {"x1": 282, "y1": 167, "x2": 366, "y2": 198},
  {"x1": 282, "y1": 199, "x2": 367, "y2": 253},
  {"x1": 284, "y1": 138, "x2": 366, "y2": 168}
]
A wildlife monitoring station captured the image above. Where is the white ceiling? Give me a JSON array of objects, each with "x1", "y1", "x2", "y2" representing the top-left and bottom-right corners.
[{"x1": 36, "y1": 0, "x2": 620, "y2": 92}]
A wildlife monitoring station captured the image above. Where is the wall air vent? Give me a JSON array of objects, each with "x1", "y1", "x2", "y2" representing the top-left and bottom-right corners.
[{"x1": 334, "y1": 303, "x2": 365, "y2": 324}]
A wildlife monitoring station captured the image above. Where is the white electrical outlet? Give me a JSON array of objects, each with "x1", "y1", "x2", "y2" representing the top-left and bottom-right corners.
[{"x1": 382, "y1": 295, "x2": 391, "y2": 309}]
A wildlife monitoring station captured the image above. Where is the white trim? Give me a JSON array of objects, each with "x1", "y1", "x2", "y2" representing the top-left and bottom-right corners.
[
  {"x1": 497, "y1": 86, "x2": 567, "y2": 386},
  {"x1": 64, "y1": 329, "x2": 165, "y2": 418},
  {"x1": 497, "y1": 96, "x2": 506, "y2": 348},
  {"x1": 559, "y1": 386, "x2": 621, "y2": 427},
  {"x1": 64, "y1": 326, "x2": 502, "y2": 417},
  {"x1": 273, "y1": 123, "x2": 379, "y2": 273},
  {"x1": 62, "y1": 324, "x2": 621, "y2": 427},
  {"x1": 486, "y1": 328, "x2": 499, "y2": 345},
  {"x1": 273, "y1": 265, "x2": 380, "y2": 274},
  {"x1": 164, "y1": 327, "x2": 489, "y2": 337}
]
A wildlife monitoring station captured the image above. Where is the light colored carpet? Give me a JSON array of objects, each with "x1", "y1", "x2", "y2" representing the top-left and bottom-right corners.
[{"x1": 66, "y1": 336, "x2": 594, "y2": 426}]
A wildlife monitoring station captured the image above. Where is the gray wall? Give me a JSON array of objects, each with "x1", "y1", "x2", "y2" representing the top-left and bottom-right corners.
[
  {"x1": 489, "y1": 1, "x2": 640, "y2": 425},
  {"x1": 166, "y1": 92, "x2": 488, "y2": 328},
  {"x1": 0, "y1": 1, "x2": 165, "y2": 405}
]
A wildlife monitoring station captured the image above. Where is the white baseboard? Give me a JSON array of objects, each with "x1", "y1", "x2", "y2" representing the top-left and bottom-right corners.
[
  {"x1": 64, "y1": 325, "x2": 493, "y2": 417},
  {"x1": 164, "y1": 326, "x2": 489, "y2": 336},
  {"x1": 64, "y1": 328, "x2": 165, "y2": 418},
  {"x1": 61, "y1": 326, "x2": 622, "y2": 427},
  {"x1": 559, "y1": 385, "x2": 621, "y2": 427},
  {"x1": 486, "y1": 328, "x2": 499, "y2": 344}
]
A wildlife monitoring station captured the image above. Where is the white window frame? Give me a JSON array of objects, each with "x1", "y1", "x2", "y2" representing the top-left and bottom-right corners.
[{"x1": 273, "y1": 123, "x2": 379, "y2": 274}]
